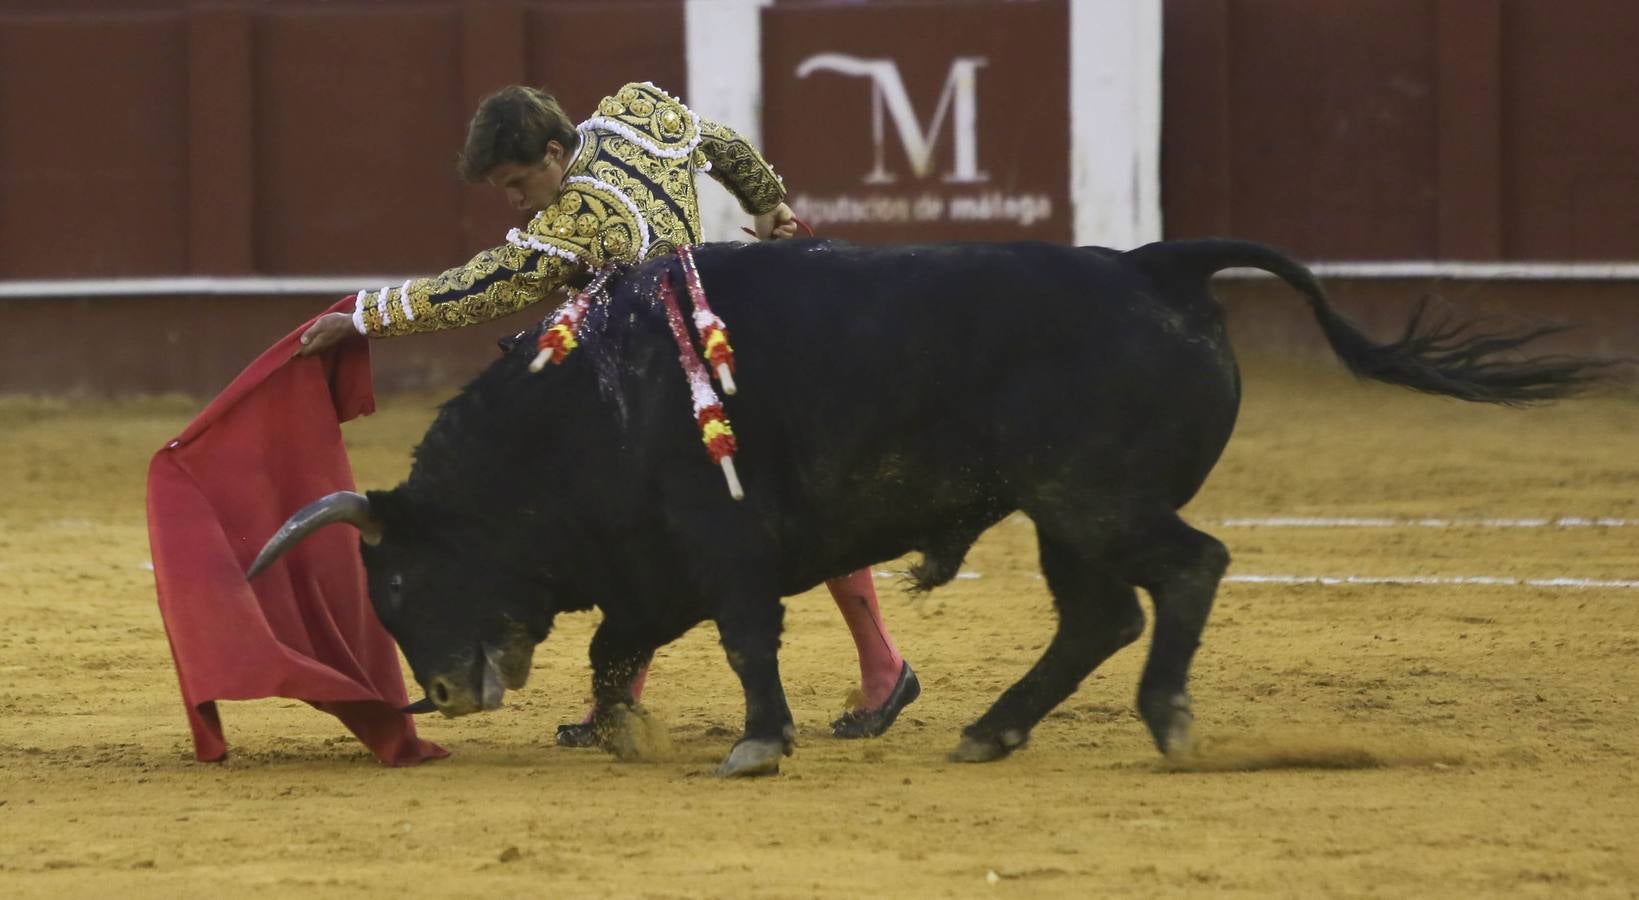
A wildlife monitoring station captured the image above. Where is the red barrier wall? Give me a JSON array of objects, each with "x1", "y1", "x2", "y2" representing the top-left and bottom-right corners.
[
  {"x1": 1162, "y1": 0, "x2": 1639, "y2": 261},
  {"x1": 0, "y1": 0, "x2": 686, "y2": 281},
  {"x1": 1, "y1": 0, "x2": 1636, "y2": 395}
]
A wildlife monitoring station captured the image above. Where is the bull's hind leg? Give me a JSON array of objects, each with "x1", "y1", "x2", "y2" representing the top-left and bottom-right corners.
[
  {"x1": 1117, "y1": 513, "x2": 1229, "y2": 757},
  {"x1": 951, "y1": 532, "x2": 1144, "y2": 763}
]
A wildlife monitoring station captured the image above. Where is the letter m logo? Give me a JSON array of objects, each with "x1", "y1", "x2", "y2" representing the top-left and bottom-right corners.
[{"x1": 795, "y1": 54, "x2": 989, "y2": 185}]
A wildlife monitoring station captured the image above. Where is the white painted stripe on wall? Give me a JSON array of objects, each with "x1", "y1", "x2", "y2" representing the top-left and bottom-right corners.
[
  {"x1": 1071, "y1": 0, "x2": 1163, "y2": 248},
  {"x1": 685, "y1": 0, "x2": 770, "y2": 243},
  {"x1": 8, "y1": 259, "x2": 1637, "y2": 298},
  {"x1": 0, "y1": 276, "x2": 414, "y2": 298}
]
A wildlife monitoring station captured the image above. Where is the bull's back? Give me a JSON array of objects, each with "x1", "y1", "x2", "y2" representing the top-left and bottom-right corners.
[{"x1": 678, "y1": 240, "x2": 1239, "y2": 581}]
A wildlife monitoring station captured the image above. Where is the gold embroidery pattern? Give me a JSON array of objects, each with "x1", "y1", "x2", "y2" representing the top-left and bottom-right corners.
[
  {"x1": 558, "y1": 180, "x2": 644, "y2": 264},
  {"x1": 359, "y1": 243, "x2": 582, "y2": 337},
  {"x1": 588, "y1": 148, "x2": 699, "y2": 252},
  {"x1": 698, "y1": 118, "x2": 786, "y2": 215},
  {"x1": 591, "y1": 83, "x2": 700, "y2": 156}
]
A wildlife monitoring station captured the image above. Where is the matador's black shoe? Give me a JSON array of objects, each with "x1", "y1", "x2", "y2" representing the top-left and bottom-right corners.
[
  {"x1": 831, "y1": 662, "x2": 921, "y2": 739},
  {"x1": 555, "y1": 722, "x2": 599, "y2": 748}
]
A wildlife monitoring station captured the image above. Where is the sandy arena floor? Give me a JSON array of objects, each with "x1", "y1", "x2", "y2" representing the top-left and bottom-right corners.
[{"x1": 1, "y1": 359, "x2": 1636, "y2": 898}]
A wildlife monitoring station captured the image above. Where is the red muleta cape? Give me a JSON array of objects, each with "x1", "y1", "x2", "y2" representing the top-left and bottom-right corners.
[{"x1": 146, "y1": 298, "x2": 446, "y2": 766}]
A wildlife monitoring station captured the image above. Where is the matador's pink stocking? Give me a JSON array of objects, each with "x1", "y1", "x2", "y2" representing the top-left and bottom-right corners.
[{"x1": 825, "y1": 567, "x2": 905, "y2": 708}]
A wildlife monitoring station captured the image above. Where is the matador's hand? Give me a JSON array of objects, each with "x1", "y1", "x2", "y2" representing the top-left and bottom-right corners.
[
  {"x1": 754, "y1": 203, "x2": 798, "y2": 240},
  {"x1": 296, "y1": 312, "x2": 357, "y2": 357}
]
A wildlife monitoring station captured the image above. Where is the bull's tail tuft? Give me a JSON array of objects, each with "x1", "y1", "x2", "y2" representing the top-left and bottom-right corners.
[
  {"x1": 1129, "y1": 238, "x2": 1616, "y2": 404},
  {"x1": 1335, "y1": 296, "x2": 1610, "y2": 404}
]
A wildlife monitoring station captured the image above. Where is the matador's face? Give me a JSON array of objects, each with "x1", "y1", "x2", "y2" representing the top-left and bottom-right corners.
[{"x1": 487, "y1": 139, "x2": 570, "y2": 215}]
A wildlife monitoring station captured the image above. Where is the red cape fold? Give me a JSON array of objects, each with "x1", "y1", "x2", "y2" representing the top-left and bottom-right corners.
[{"x1": 146, "y1": 297, "x2": 446, "y2": 766}]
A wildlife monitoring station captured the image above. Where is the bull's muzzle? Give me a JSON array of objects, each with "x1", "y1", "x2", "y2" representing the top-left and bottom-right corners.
[{"x1": 407, "y1": 643, "x2": 518, "y2": 717}]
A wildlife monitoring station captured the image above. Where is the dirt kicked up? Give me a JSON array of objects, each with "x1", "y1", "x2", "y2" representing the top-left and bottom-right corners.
[{"x1": 2, "y1": 359, "x2": 1637, "y2": 898}]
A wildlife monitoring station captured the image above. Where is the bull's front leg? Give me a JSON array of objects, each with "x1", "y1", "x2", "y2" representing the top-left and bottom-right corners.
[
  {"x1": 558, "y1": 621, "x2": 654, "y2": 753},
  {"x1": 654, "y1": 473, "x2": 791, "y2": 775},
  {"x1": 714, "y1": 598, "x2": 795, "y2": 778}
]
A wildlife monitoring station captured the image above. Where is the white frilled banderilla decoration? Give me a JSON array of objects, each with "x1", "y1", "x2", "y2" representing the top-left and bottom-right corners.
[
  {"x1": 677, "y1": 243, "x2": 737, "y2": 396},
  {"x1": 528, "y1": 261, "x2": 626, "y2": 372},
  {"x1": 527, "y1": 246, "x2": 744, "y2": 501},
  {"x1": 657, "y1": 245, "x2": 743, "y2": 500}
]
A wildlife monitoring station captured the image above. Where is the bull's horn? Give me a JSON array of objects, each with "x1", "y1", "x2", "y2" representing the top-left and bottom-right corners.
[
  {"x1": 246, "y1": 491, "x2": 382, "y2": 579},
  {"x1": 400, "y1": 697, "x2": 438, "y2": 715}
]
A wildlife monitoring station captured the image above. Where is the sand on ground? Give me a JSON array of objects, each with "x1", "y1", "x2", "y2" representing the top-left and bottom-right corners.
[{"x1": 1, "y1": 359, "x2": 1636, "y2": 898}]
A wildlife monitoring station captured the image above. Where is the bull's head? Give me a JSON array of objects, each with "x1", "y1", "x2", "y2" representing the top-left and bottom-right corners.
[{"x1": 247, "y1": 491, "x2": 550, "y2": 717}]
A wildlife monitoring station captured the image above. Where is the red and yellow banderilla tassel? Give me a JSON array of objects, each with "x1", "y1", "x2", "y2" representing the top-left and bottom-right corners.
[
  {"x1": 694, "y1": 393, "x2": 743, "y2": 501},
  {"x1": 658, "y1": 269, "x2": 744, "y2": 500},
  {"x1": 534, "y1": 322, "x2": 578, "y2": 368},
  {"x1": 697, "y1": 317, "x2": 734, "y2": 392},
  {"x1": 678, "y1": 244, "x2": 737, "y2": 395},
  {"x1": 529, "y1": 263, "x2": 621, "y2": 372},
  {"x1": 698, "y1": 406, "x2": 737, "y2": 464},
  {"x1": 530, "y1": 297, "x2": 588, "y2": 372}
]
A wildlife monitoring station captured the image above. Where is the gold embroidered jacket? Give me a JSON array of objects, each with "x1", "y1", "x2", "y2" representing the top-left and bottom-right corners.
[{"x1": 351, "y1": 82, "x2": 786, "y2": 337}]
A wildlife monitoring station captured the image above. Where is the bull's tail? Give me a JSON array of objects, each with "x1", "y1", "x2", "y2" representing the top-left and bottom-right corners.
[{"x1": 1127, "y1": 238, "x2": 1613, "y2": 404}]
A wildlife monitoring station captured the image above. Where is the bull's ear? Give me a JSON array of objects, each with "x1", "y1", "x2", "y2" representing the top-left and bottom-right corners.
[
  {"x1": 356, "y1": 495, "x2": 384, "y2": 546},
  {"x1": 337, "y1": 489, "x2": 386, "y2": 547},
  {"x1": 362, "y1": 488, "x2": 410, "y2": 546}
]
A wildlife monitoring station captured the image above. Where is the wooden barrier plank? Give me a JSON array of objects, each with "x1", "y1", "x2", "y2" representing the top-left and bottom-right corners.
[{"x1": 188, "y1": 6, "x2": 256, "y2": 273}]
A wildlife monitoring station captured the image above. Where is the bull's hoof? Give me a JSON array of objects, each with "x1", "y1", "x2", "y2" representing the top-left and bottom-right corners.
[
  {"x1": 555, "y1": 722, "x2": 599, "y2": 748},
  {"x1": 599, "y1": 705, "x2": 672, "y2": 761},
  {"x1": 948, "y1": 728, "x2": 1028, "y2": 763},
  {"x1": 1160, "y1": 708, "x2": 1195, "y2": 759},
  {"x1": 716, "y1": 738, "x2": 790, "y2": 778},
  {"x1": 558, "y1": 704, "x2": 667, "y2": 759},
  {"x1": 1139, "y1": 691, "x2": 1195, "y2": 757}
]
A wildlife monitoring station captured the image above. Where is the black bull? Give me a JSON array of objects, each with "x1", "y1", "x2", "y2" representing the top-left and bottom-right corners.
[{"x1": 250, "y1": 238, "x2": 1602, "y2": 776}]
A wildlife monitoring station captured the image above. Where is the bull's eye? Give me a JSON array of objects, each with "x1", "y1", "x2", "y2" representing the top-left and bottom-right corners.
[{"x1": 386, "y1": 573, "x2": 404, "y2": 613}]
